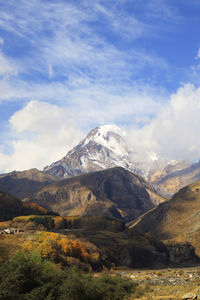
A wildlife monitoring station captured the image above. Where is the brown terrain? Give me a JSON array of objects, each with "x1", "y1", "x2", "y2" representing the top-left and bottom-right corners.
[
  {"x1": 30, "y1": 167, "x2": 165, "y2": 222},
  {"x1": 131, "y1": 179, "x2": 200, "y2": 257}
]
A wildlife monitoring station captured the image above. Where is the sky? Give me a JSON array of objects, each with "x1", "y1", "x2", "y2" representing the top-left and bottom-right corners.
[{"x1": 0, "y1": 0, "x2": 200, "y2": 172}]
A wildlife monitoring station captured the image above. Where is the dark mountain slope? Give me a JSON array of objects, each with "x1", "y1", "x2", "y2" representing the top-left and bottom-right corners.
[{"x1": 0, "y1": 189, "x2": 51, "y2": 221}]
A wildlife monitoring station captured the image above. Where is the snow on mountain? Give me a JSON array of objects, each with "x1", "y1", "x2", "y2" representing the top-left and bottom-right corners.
[
  {"x1": 44, "y1": 124, "x2": 140, "y2": 178},
  {"x1": 44, "y1": 124, "x2": 183, "y2": 184}
]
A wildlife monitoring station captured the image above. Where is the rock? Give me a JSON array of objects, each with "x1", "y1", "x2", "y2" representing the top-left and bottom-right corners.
[{"x1": 182, "y1": 292, "x2": 197, "y2": 300}]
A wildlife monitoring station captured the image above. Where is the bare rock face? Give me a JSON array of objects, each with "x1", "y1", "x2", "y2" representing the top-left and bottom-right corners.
[
  {"x1": 166, "y1": 244, "x2": 197, "y2": 264},
  {"x1": 32, "y1": 167, "x2": 163, "y2": 223},
  {"x1": 150, "y1": 161, "x2": 200, "y2": 198}
]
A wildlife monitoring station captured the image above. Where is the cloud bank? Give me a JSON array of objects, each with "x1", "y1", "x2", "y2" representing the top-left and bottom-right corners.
[{"x1": 128, "y1": 84, "x2": 200, "y2": 162}]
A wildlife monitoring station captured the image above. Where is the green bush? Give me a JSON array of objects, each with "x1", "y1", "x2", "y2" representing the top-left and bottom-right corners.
[
  {"x1": 59, "y1": 267, "x2": 136, "y2": 300},
  {"x1": 0, "y1": 251, "x2": 137, "y2": 300},
  {"x1": 0, "y1": 251, "x2": 62, "y2": 300}
]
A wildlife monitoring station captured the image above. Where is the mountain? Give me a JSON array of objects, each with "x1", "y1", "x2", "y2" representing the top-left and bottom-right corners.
[
  {"x1": 131, "y1": 180, "x2": 200, "y2": 256},
  {"x1": 0, "y1": 189, "x2": 51, "y2": 221},
  {"x1": 44, "y1": 124, "x2": 159, "y2": 179},
  {"x1": 1, "y1": 125, "x2": 198, "y2": 201},
  {"x1": 150, "y1": 161, "x2": 200, "y2": 198},
  {"x1": 0, "y1": 168, "x2": 57, "y2": 200},
  {"x1": 44, "y1": 124, "x2": 200, "y2": 198},
  {"x1": 31, "y1": 167, "x2": 165, "y2": 223}
]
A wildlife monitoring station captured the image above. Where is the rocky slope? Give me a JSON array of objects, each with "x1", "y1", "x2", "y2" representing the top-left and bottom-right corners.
[
  {"x1": 31, "y1": 167, "x2": 165, "y2": 223},
  {"x1": 150, "y1": 161, "x2": 200, "y2": 198},
  {"x1": 0, "y1": 168, "x2": 56, "y2": 200},
  {"x1": 131, "y1": 180, "x2": 200, "y2": 256}
]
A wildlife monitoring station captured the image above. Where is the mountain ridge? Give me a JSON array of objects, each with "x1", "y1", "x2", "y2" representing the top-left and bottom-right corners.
[
  {"x1": 0, "y1": 168, "x2": 57, "y2": 200},
  {"x1": 30, "y1": 167, "x2": 165, "y2": 223},
  {"x1": 44, "y1": 124, "x2": 200, "y2": 197}
]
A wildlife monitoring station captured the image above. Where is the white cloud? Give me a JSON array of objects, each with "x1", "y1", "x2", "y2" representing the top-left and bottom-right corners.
[
  {"x1": 128, "y1": 84, "x2": 200, "y2": 162},
  {"x1": 0, "y1": 101, "x2": 82, "y2": 172},
  {"x1": 0, "y1": 37, "x2": 4, "y2": 45}
]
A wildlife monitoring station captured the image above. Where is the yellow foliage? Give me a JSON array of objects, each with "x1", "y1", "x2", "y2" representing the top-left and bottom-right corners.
[{"x1": 22, "y1": 232, "x2": 89, "y2": 262}]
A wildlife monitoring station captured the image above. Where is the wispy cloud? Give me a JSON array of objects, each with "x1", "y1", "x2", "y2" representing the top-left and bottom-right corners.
[{"x1": 0, "y1": 0, "x2": 170, "y2": 88}]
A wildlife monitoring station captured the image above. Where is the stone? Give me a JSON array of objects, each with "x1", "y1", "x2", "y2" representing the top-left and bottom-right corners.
[{"x1": 182, "y1": 292, "x2": 197, "y2": 300}]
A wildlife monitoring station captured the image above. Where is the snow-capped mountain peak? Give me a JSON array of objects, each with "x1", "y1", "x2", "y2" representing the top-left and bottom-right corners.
[
  {"x1": 44, "y1": 124, "x2": 132, "y2": 178},
  {"x1": 81, "y1": 125, "x2": 128, "y2": 156},
  {"x1": 44, "y1": 124, "x2": 174, "y2": 181}
]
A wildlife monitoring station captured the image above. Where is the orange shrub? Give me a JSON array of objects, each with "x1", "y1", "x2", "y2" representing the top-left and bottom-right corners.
[{"x1": 23, "y1": 232, "x2": 89, "y2": 263}]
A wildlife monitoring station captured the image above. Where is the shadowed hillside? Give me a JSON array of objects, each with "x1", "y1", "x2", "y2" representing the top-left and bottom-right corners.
[
  {"x1": 0, "y1": 189, "x2": 52, "y2": 221},
  {"x1": 0, "y1": 168, "x2": 57, "y2": 200}
]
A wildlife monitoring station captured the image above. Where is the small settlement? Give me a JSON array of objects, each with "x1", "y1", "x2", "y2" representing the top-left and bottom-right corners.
[{"x1": 0, "y1": 228, "x2": 24, "y2": 234}]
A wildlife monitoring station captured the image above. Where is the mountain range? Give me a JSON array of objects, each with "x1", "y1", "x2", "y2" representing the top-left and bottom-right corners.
[
  {"x1": 44, "y1": 124, "x2": 200, "y2": 197},
  {"x1": 1, "y1": 124, "x2": 200, "y2": 208}
]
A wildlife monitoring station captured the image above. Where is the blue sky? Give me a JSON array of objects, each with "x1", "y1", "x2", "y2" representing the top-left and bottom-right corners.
[{"x1": 0, "y1": 0, "x2": 200, "y2": 172}]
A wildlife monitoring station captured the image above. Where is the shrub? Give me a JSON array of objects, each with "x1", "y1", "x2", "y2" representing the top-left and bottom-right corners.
[
  {"x1": 0, "y1": 251, "x2": 137, "y2": 300},
  {"x1": 0, "y1": 251, "x2": 62, "y2": 300}
]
